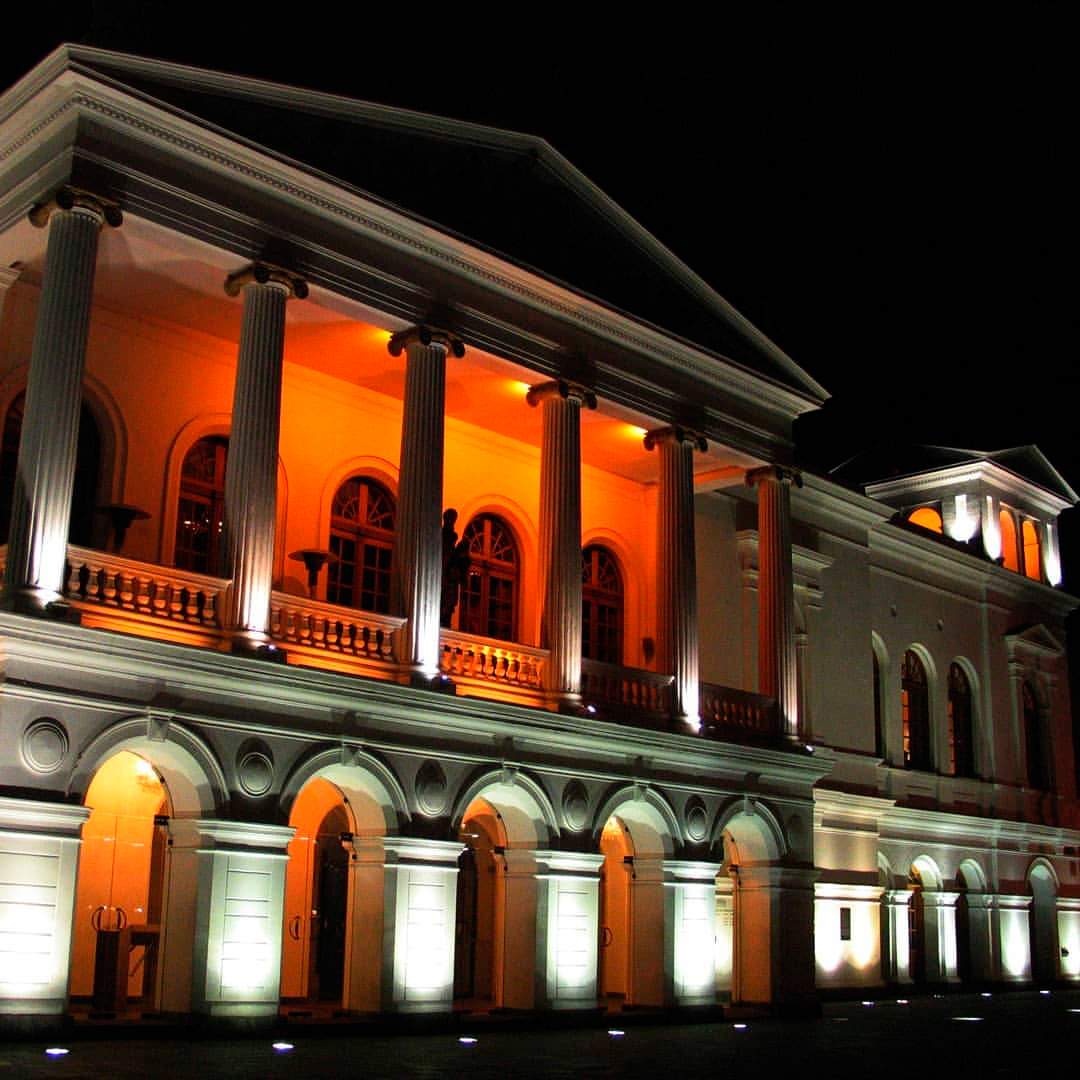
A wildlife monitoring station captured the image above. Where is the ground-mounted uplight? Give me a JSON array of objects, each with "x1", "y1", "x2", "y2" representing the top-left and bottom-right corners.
[
  {"x1": 1040, "y1": 989, "x2": 1051, "y2": 996},
  {"x1": 1068, "y1": 1008, "x2": 1080, "y2": 1014},
  {"x1": 896, "y1": 999, "x2": 909, "y2": 1005},
  {"x1": 585, "y1": 704, "x2": 598, "y2": 715},
  {"x1": 951, "y1": 1017, "x2": 983, "y2": 1022},
  {"x1": 45, "y1": 1048, "x2": 69, "y2": 1057},
  {"x1": 861, "y1": 1000, "x2": 874, "y2": 1007},
  {"x1": 459, "y1": 1036, "x2": 478, "y2": 1046},
  {"x1": 981, "y1": 992, "x2": 992, "y2": 998},
  {"x1": 272, "y1": 1042, "x2": 294, "y2": 1053},
  {"x1": 607, "y1": 1029, "x2": 625, "y2": 1038},
  {"x1": 732, "y1": 1023, "x2": 748, "y2": 1031}
]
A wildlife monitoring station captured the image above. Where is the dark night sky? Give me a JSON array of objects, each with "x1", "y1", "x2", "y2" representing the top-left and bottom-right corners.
[{"x1": 4, "y1": 3, "x2": 1079, "y2": 573}]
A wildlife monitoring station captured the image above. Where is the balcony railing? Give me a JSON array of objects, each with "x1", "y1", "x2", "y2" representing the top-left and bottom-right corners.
[
  {"x1": 0, "y1": 545, "x2": 781, "y2": 747},
  {"x1": 700, "y1": 682, "x2": 780, "y2": 742},
  {"x1": 580, "y1": 659, "x2": 673, "y2": 725}
]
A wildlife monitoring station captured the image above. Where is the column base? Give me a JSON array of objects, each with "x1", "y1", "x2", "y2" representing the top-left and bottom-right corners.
[
  {"x1": 0, "y1": 589, "x2": 82, "y2": 623},
  {"x1": 229, "y1": 637, "x2": 288, "y2": 663},
  {"x1": 400, "y1": 667, "x2": 456, "y2": 693}
]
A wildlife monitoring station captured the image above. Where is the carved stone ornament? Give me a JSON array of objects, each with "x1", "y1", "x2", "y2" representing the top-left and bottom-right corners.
[
  {"x1": 21, "y1": 719, "x2": 69, "y2": 774},
  {"x1": 642, "y1": 426, "x2": 708, "y2": 453},
  {"x1": 237, "y1": 751, "x2": 274, "y2": 797},
  {"x1": 415, "y1": 760, "x2": 448, "y2": 816},
  {"x1": 526, "y1": 379, "x2": 597, "y2": 410},
  {"x1": 224, "y1": 261, "x2": 308, "y2": 300},
  {"x1": 684, "y1": 796, "x2": 709, "y2": 843},
  {"x1": 561, "y1": 780, "x2": 590, "y2": 832},
  {"x1": 387, "y1": 325, "x2": 465, "y2": 358},
  {"x1": 28, "y1": 185, "x2": 123, "y2": 229}
]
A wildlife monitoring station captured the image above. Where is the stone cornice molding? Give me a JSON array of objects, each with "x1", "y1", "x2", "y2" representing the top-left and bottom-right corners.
[
  {"x1": 386, "y1": 325, "x2": 465, "y2": 358},
  {"x1": 28, "y1": 184, "x2": 123, "y2": 229},
  {"x1": 866, "y1": 460, "x2": 1074, "y2": 518},
  {"x1": 643, "y1": 425, "x2": 707, "y2": 452},
  {"x1": 525, "y1": 378, "x2": 597, "y2": 410},
  {"x1": 223, "y1": 260, "x2": 308, "y2": 299},
  {"x1": 0, "y1": 68, "x2": 822, "y2": 451}
]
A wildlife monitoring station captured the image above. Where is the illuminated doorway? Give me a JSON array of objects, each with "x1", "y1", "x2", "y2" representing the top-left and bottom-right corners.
[
  {"x1": 70, "y1": 751, "x2": 169, "y2": 1014},
  {"x1": 454, "y1": 799, "x2": 504, "y2": 1007},
  {"x1": 598, "y1": 816, "x2": 633, "y2": 1006},
  {"x1": 281, "y1": 779, "x2": 352, "y2": 1010}
]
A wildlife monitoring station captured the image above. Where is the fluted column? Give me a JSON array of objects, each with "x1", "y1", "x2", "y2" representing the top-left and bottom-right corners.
[
  {"x1": 645, "y1": 426, "x2": 707, "y2": 729},
  {"x1": 528, "y1": 379, "x2": 596, "y2": 704},
  {"x1": 747, "y1": 465, "x2": 802, "y2": 740},
  {"x1": 3, "y1": 188, "x2": 121, "y2": 611},
  {"x1": 222, "y1": 263, "x2": 306, "y2": 650},
  {"x1": 389, "y1": 326, "x2": 464, "y2": 681}
]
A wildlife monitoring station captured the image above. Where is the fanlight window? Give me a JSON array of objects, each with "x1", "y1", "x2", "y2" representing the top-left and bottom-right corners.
[
  {"x1": 947, "y1": 662, "x2": 975, "y2": 778},
  {"x1": 901, "y1": 650, "x2": 931, "y2": 771},
  {"x1": 327, "y1": 477, "x2": 395, "y2": 613},
  {"x1": 459, "y1": 513, "x2": 518, "y2": 641},
  {"x1": 908, "y1": 506, "x2": 943, "y2": 534},
  {"x1": 175, "y1": 436, "x2": 228, "y2": 574},
  {"x1": 582, "y1": 545, "x2": 624, "y2": 664}
]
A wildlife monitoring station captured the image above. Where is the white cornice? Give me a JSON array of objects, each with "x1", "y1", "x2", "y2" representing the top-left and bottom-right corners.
[{"x1": 866, "y1": 460, "x2": 1074, "y2": 517}]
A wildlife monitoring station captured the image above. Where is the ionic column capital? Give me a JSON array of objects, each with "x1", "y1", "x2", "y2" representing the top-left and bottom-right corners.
[
  {"x1": 28, "y1": 185, "x2": 123, "y2": 229},
  {"x1": 746, "y1": 464, "x2": 803, "y2": 489},
  {"x1": 526, "y1": 378, "x2": 597, "y2": 410},
  {"x1": 643, "y1": 425, "x2": 707, "y2": 452},
  {"x1": 224, "y1": 261, "x2": 308, "y2": 299},
  {"x1": 387, "y1": 325, "x2": 465, "y2": 358}
]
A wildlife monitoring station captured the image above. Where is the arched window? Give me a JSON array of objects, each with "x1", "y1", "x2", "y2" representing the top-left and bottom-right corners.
[
  {"x1": 908, "y1": 506, "x2": 943, "y2": 534},
  {"x1": 1023, "y1": 682, "x2": 1048, "y2": 790},
  {"x1": 459, "y1": 513, "x2": 518, "y2": 641},
  {"x1": 999, "y1": 508, "x2": 1019, "y2": 572},
  {"x1": 582, "y1": 545, "x2": 623, "y2": 664},
  {"x1": 901, "y1": 650, "x2": 931, "y2": 771},
  {"x1": 872, "y1": 649, "x2": 884, "y2": 758},
  {"x1": 326, "y1": 476, "x2": 395, "y2": 613},
  {"x1": 948, "y1": 663, "x2": 975, "y2": 778},
  {"x1": 1022, "y1": 520, "x2": 1042, "y2": 581},
  {"x1": 175, "y1": 436, "x2": 228, "y2": 574}
]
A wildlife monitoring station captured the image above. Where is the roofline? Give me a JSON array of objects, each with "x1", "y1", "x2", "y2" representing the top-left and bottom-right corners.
[{"x1": 21, "y1": 45, "x2": 828, "y2": 406}]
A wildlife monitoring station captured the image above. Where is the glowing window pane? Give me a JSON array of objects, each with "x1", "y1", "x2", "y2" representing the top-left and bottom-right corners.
[
  {"x1": 999, "y1": 509, "x2": 1019, "y2": 572},
  {"x1": 908, "y1": 507, "x2": 943, "y2": 534},
  {"x1": 1022, "y1": 520, "x2": 1041, "y2": 581}
]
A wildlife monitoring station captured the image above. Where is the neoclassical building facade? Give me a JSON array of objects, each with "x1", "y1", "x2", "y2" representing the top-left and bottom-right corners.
[{"x1": 0, "y1": 47, "x2": 1077, "y2": 1026}]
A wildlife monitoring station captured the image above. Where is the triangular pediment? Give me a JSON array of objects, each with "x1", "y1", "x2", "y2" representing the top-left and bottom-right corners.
[
  {"x1": 1004, "y1": 623, "x2": 1065, "y2": 659},
  {"x1": 44, "y1": 45, "x2": 825, "y2": 403}
]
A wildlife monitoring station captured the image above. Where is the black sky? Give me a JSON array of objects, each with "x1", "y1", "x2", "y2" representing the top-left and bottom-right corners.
[{"x1": 3, "y1": 3, "x2": 1078, "y2": 565}]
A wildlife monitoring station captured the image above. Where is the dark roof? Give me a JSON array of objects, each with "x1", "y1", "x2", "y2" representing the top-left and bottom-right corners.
[
  {"x1": 62, "y1": 47, "x2": 827, "y2": 403},
  {"x1": 831, "y1": 443, "x2": 1078, "y2": 504}
]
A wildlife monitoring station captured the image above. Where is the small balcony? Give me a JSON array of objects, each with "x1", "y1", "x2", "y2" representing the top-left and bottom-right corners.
[{"x1": 3, "y1": 545, "x2": 780, "y2": 745}]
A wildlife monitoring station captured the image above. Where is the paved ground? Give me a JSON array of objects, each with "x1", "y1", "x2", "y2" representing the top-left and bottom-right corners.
[{"x1": 2, "y1": 990, "x2": 1078, "y2": 1078}]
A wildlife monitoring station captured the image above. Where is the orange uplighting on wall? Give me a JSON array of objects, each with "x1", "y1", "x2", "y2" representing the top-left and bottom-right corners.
[
  {"x1": 908, "y1": 506, "x2": 943, "y2": 533},
  {"x1": 1022, "y1": 519, "x2": 1041, "y2": 581},
  {"x1": 999, "y1": 509, "x2": 1019, "y2": 571}
]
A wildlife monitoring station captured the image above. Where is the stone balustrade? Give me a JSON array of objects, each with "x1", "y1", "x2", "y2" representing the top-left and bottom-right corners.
[
  {"x1": 700, "y1": 681, "x2": 780, "y2": 741},
  {"x1": 580, "y1": 659, "x2": 674, "y2": 718}
]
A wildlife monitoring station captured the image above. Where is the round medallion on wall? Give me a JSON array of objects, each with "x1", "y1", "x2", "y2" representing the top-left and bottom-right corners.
[
  {"x1": 21, "y1": 719, "x2": 69, "y2": 775},
  {"x1": 415, "y1": 760, "x2": 448, "y2": 817},
  {"x1": 684, "y1": 797, "x2": 709, "y2": 843},
  {"x1": 561, "y1": 780, "x2": 590, "y2": 833},
  {"x1": 237, "y1": 751, "x2": 274, "y2": 798}
]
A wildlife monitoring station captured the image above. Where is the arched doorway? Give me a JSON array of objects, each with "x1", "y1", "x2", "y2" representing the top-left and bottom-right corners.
[
  {"x1": 71, "y1": 751, "x2": 169, "y2": 1015},
  {"x1": 955, "y1": 868, "x2": 971, "y2": 983},
  {"x1": 908, "y1": 865, "x2": 927, "y2": 984},
  {"x1": 281, "y1": 778, "x2": 354, "y2": 1011},
  {"x1": 1029, "y1": 862, "x2": 1058, "y2": 984},
  {"x1": 598, "y1": 816, "x2": 633, "y2": 1006},
  {"x1": 454, "y1": 798, "x2": 505, "y2": 1007}
]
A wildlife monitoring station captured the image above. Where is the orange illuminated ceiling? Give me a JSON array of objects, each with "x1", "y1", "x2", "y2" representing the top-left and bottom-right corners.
[{"x1": 0, "y1": 211, "x2": 758, "y2": 485}]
